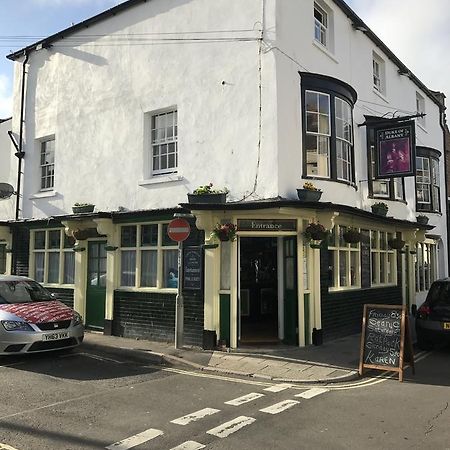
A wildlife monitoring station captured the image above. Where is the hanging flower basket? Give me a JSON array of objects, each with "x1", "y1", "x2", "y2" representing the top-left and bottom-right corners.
[
  {"x1": 416, "y1": 215, "x2": 429, "y2": 225},
  {"x1": 371, "y1": 202, "x2": 388, "y2": 217},
  {"x1": 388, "y1": 237, "x2": 406, "y2": 250},
  {"x1": 303, "y1": 222, "x2": 328, "y2": 242},
  {"x1": 342, "y1": 228, "x2": 361, "y2": 244},
  {"x1": 211, "y1": 223, "x2": 237, "y2": 242}
]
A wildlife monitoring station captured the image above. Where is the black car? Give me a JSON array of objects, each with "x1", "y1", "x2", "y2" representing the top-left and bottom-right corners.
[{"x1": 415, "y1": 278, "x2": 450, "y2": 350}]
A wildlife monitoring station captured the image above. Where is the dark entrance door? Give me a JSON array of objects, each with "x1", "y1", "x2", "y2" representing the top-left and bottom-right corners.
[
  {"x1": 283, "y1": 236, "x2": 298, "y2": 345},
  {"x1": 239, "y1": 237, "x2": 278, "y2": 344},
  {"x1": 86, "y1": 240, "x2": 107, "y2": 329}
]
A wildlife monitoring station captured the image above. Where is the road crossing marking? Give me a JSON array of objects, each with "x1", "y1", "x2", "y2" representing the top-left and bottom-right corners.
[
  {"x1": 259, "y1": 400, "x2": 300, "y2": 415},
  {"x1": 105, "y1": 428, "x2": 163, "y2": 450},
  {"x1": 207, "y1": 416, "x2": 256, "y2": 438},
  {"x1": 295, "y1": 387, "x2": 329, "y2": 399},
  {"x1": 0, "y1": 444, "x2": 20, "y2": 450},
  {"x1": 171, "y1": 408, "x2": 220, "y2": 426},
  {"x1": 225, "y1": 392, "x2": 265, "y2": 406},
  {"x1": 169, "y1": 441, "x2": 206, "y2": 450},
  {"x1": 263, "y1": 383, "x2": 292, "y2": 392}
]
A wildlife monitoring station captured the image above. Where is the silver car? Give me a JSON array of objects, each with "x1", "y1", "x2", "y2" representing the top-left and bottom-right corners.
[{"x1": 0, "y1": 275, "x2": 84, "y2": 355}]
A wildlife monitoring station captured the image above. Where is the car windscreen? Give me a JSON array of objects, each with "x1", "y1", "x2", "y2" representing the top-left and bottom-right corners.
[
  {"x1": 426, "y1": 282, "x2": 450, "y2": 307},
  {"x1": 0, "y1": 280, "x2": 53, "y2": 304}
]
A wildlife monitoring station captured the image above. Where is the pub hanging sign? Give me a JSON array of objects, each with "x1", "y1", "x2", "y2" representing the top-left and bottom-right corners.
[{"x1": 375, "y1": 120, "x2": 416, "y2": 179}]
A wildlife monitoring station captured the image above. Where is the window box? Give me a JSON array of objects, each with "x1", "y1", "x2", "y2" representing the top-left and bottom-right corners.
[
  {"x1": 296, "y1": 188, "x2": 322, "y2": 202},
  {"x1": 187, "y1": 193, "x2": 227, "y2": 204},
  {"x1": 72, "y1": 204, "x2": 95, "y2": 214}
]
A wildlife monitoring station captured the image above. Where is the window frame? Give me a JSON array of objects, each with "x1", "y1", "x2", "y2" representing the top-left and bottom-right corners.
[
  {"x1": 301, "y1": 73, "x2": 357, "y2": 187},
  {"x1": 370, "y1": 230, "x2": 396, "y2": 287},
  {"x1": 416, "y1": 92, "x2": 426, "y2": 128},
  {"x1": 314, "y1": 2, "x2": 328, "y2": 48},
  {"x1": 40, "y1": 137, "x2": 55, "y2": 191},
  {"x1": 150, "y1": 109, "x2": 178, "y2": 177},
  {"x1": 327, "y1": 225, "x2": 361, "y2": 290},
  {"x1": 30, "y1": 228, "x2": 75, "y2": 286},
  {"x1": 416, "y1": 147, "x2": 441, "y2": 213},
  {"x1": 372, "y1": 52, "x2": 386, "y2": 95},
  {"x1": 119, "y1": 222, "x2": 179, "y2": 291},
  {"x1": 415, "y1": 241, "x2": 438, "y2": 293}
]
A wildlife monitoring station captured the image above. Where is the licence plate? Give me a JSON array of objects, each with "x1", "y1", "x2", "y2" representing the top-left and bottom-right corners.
[
  {"x1": 443, "y1": 323, "x2": 450, "y2": 330},
  {"x1": 42, "y1": 331, "x2": 69, "y2": 341}
]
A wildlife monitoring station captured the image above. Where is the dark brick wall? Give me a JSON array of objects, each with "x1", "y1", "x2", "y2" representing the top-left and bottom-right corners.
[
  {"x1": 320, "y1": 245, "x2": 402, "y2": 340},
  {"x1": 47, "y1": 288, "x2": 74, "y2": 309},
  {"x1": 113, "y1": 291, "x2": 176, "y2": 342},
  {"x1": 12, "y1": 226, "x2": 30, "y2": 276}
]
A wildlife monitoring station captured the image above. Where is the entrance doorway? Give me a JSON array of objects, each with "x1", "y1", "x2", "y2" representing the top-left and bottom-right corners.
[
  {"x1": 239, "y1": 237, "x2": 279, "y2": 344},
  {"x1": 86, "y1": 240, "x2": 107, "y2": 329}
]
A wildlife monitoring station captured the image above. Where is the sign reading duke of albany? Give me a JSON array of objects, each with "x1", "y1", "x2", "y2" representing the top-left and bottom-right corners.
[
  {"x1": 237, "y1": 219, "x2": 297, "y2": 232},
  {"x1": 375, "y1": 120, "x2": 416, "y2": 179}
]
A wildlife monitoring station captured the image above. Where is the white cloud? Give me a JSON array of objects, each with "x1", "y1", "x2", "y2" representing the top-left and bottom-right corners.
[
  {"x1": 0, "y1": 74, "x2": 12, "y2": 119},
  {"x1": 349, "y1": 0, "x2": 450, "y2": 100}
]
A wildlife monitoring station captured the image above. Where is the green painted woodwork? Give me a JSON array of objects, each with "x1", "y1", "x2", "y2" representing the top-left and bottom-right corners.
[
  {"x1": 283, "y1": 236, "x2": 298, "y2": 345},
  {"x1": 219, "y1": 294, "x2": 231, "y2": 346},
  {"x1": 304, "y1": 293, "x2": 310, "y2": 345},
  {"x1": 86, "y1": 241, "x2": 107, "y2": 329}
]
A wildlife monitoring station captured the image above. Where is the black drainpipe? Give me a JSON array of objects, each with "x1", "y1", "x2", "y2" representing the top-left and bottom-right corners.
[{"x1": 15, "y1": 51, "x2": 29, "y2": 221}]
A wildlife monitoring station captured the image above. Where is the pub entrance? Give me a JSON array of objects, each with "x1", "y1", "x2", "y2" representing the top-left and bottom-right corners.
[{"x1": 239, "y1": 236, "x2": 298, "y2": 345}]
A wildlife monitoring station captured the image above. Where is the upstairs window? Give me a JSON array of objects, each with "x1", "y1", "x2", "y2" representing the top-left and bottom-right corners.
[
  {"x1": 151, "y1": 109, "x2": 178, "y2": 176},
  {"x1": 416, "y1": 148, "x2": 440, "y2": 212},
  {"x1": 314, "y1": 3, "x2": 328, "y2": 47},
  {"x1": 335, "y1": 98, "x2": 353, "y2": 182},
  {"x1": 372, "y1": 52, "x2": 386, "y2": 95},
  {"x1": 416, "y1": 92, "x2": 426, "y2": 127},
  {"x1": 40, "y1": 138, "x2": 55, "y2": 190}
]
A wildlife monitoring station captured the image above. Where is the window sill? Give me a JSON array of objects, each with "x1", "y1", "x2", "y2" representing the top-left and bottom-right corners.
[
  {"x1": 303, "y1": 176, "x2": 357, "y2": 190},
  {"x1": 139, "y1": 175, "x2": 184, "y2": 186},
  {"x1": 329, "y1": 286, "x2": 362, "y2": 292},
  {"x1": 369, "y1": 195, "x2": 407, "y2": 204},
  {"x1": 42, "y1": 283, "x2": 75, "y2": 288},
  {"x1": 116, "y1": 287, "x2": 178, "y2": 294},
  {"x1": 312, "y1": 40, "x2": 338, "y2": 64},
  {"x1": 30, "y1": 190, "x2": 57, "y2": 199},
  {"x1": 372, "y1": 88, "x2": 389, "y2": 104},
  {"x1": 369, "y1": 283, "x2": 397, "y2": 289}
]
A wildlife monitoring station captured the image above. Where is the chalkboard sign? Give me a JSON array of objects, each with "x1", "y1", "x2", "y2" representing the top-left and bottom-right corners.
[
  {"x1": 359, "y1": 304, "x2": 414, "y2": 382},
  {"x1": 183, "y1": 246, "x2": 203, "y2": 291}
]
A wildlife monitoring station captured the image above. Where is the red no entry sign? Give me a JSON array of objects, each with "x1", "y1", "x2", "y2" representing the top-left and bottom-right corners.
[{"x1": 167, "y1": 218, "x2": 191, "y2": 242}]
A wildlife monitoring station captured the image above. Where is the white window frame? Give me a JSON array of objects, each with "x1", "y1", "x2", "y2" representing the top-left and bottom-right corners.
[
  {"x1": 416, "y1": 156, "x2": 431, "y2": 205},
  {"x1": 119, "y1": 222, "x2": 178, "y2": 291},
  {"x1": 370, "y1": 230, "x2": 396, "y2": 287},
  {"x1": 314, "y1": 2, "x2": 328, "y2": 47},
  {"x1": 150, "y1": 109, "x2": 178, "y2": 177},
  {"x1": 305, "y1": 90, "x2": 331, "y2": 178},
  {"x1": 335, "y1": 98, "x2": 353, "y2": 182},
  {"x1": 415, "y1": 241, "x2": 437, "y2": 292},
  {"x1": 416, "y1": 92, "x2": 426, "y2": 128},
  {"x1": 30, "y1": 229, "x2": 75, "y2": 286},
  {"x1": 328, "y1": 225, "x2": 361, "y2": 290},
  {"x1": 372, "y1": 53, "x2": 386, "y2": 95},
  {"x1": 40, "y1": 137, "x2": 55, "y2": 191}
]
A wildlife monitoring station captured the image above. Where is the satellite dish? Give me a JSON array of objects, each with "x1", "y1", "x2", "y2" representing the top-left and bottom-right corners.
[{"x1": 0, "y1": 183, "x2": 15, "y2": 200}]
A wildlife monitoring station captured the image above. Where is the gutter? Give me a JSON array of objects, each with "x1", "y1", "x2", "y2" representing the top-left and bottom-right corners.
[{"x1": 15, "y1": 52, "x2": 29, "y2": 221}]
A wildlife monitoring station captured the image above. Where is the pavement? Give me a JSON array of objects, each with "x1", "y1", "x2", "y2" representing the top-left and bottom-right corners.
[{"x1": 82, "y1": 332, "x2": 362, "y2": 384}]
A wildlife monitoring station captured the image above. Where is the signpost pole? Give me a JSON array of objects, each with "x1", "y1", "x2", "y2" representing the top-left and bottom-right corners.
[{"x1": 175, "y1": 240, "x2": 184, "y2": 349}]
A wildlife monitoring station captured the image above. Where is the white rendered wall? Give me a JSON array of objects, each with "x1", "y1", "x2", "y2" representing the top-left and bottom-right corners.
[
  {"x1": 12, "y1": 0, "x2": 279, "y2": 219},
  {"x1": 0, "y1": 119, "x2": 16, "y2": 220}
]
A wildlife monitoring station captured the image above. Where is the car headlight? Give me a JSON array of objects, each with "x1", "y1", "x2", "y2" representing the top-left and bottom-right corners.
[
  {"x1": 72, "y1": 312, "x2": 83, "y2": 326},
  {"x1": 1, "y1": 320, "x2": 34, "y2": 331}
]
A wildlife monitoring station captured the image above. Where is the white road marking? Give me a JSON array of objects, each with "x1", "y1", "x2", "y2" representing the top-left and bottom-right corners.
[
  {"x1": 105, "y1": 428, "x2": 163, "y2": 450},
  {"x1": 263, "y1": 383, "x2": 292, "y2": 392},
  {"x1": 295, "y1": 387, "x2": 329, "y2": 399},
  {"x1": 171, "y1": 408, "x2": 220, "y2": 426},
  {"x1": 0, "y1": 444, "x2": 20, "y2": 450},
  {"x1": 259, "y1": 400, "x2": 300, "y2": 415},
  {"x1": 207, "y1": 416, "x2": 256, "y2": 438},
  {"x1": 225, "y1": 392, "x2": 265, "y2": 406},
  {"x1": 76, "y1": 353, "x2": 126, "y2": 364},
  {"x1": 169, "y1": 441, "x2": 205, "y2": 450}
]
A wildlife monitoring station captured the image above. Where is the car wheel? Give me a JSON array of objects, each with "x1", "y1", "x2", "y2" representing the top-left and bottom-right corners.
[{"x1": 416, "y1": 331, "x2": 433, "y2": 351}]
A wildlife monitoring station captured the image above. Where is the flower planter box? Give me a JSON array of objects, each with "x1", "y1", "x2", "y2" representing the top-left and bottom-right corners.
[
  {"x1": 296, "y1": 189, "x2": 322, "y2": 202},
  {"x1": 187, "y1": 193, "x2": 227, "y2": 204},
  {"x1": 72, "y1": 204, "x2": 95, "y2": 214}
]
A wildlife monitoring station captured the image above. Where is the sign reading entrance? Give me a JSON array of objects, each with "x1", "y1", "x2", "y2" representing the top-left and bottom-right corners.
[
  {"x1": 237, "y1": 219, "x2": 297, "y2": 232},
  {"x1": 359, "y1": 304, "x2": 414, "y2": 382},
  {"x1": 183, "y1": 246, "x2": 203, "y2": 291},
  {"x1": 167, "y1": 218, "x2": 191, "y2": 242}
]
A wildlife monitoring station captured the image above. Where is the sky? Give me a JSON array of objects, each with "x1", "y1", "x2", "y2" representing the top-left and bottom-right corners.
[{"x1": 0, "y1": 0, "x2": 449, "y2": 118}]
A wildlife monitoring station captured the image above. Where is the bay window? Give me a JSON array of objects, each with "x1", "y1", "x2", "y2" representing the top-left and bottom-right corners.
[
  {"x1": 415, "y1": 241, "x2": 437, "y2": 292},
  {"x1": 416, "y1": 148, "x2": 440, "y2": 212}
]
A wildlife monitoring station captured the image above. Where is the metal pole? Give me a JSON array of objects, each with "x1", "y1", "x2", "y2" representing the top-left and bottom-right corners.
[{"x1": 175, "y1": 240, "x2": 184, "y2": 348}]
